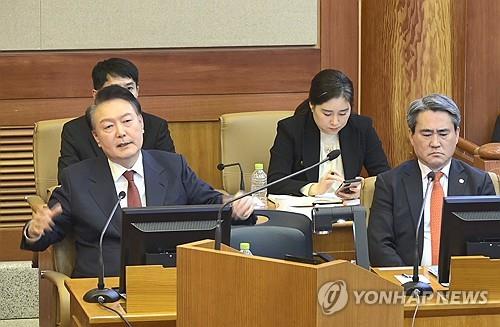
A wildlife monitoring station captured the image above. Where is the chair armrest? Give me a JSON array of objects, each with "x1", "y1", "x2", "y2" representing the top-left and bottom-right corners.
[
  {"x1": 41, "y1": 270, "x2": 71, "y2": 327},
  {"x1": 25, "y1": 195, "x2": 46, "y2": 211},
  {"x1": 47, "y1": 185, "x2": 60, "y2": 199}
]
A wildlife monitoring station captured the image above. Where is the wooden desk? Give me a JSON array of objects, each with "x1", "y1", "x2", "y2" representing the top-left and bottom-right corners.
[
  {"x1": 65, "y1": 278, "x2": 176, "y2": 327},
  {"x1": 373, "y1": 267, "x2": 500, "y2": 326},
  {"x1": 313, "y1": 221, "x2": 355, "y2": 261}
]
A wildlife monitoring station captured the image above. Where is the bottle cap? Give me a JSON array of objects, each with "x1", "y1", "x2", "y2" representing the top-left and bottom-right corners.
[
  {"x1": 254, "y1": 163, "x2": 264, "y2": 170},
  {"x1": 239, "y1": 242, "x2": 250, "y2": 250}
]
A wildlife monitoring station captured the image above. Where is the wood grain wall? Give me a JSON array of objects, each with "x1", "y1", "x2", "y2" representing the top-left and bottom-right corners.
[
  {"x1": 462, "y1": 1, "x2": 500, "y2": 144},
  {"x1": 360, "y1": 0, "x2": 455, "y2": 166},
  {"x1": 361, "y1": 0, "x2": 500, "y2": 166}
]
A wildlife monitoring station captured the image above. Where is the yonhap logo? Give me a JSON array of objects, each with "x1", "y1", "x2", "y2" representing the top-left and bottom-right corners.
[{"x1": 317, "y1": 280, "x2": 348, "y2": 315}]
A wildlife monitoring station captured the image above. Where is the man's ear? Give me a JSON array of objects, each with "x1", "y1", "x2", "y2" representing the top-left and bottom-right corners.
[
  {"x1": 138, "y1": 114, "x2": 145, "y2": 132},
  {"x1": 408, "y1": 128, "x2": 415, "y2": 147},
  {"x1": 92, "y1": 89, "x2": 98, "y2": 99},
  {"x1": 92, "y1": 130, "x2": 101, "y2": 148},
  {"x1": 454, "y1": 127, "x2": 460, "y2": 145}
]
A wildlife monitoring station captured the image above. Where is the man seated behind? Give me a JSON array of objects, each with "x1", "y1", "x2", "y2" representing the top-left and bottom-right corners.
[
  {"x1": 22, "y1": 85, "x2": 254, "y2": 278},
  {"x1": 57, "y1": 57, "x2": 175, "y2": 183},
  {"x1": 368, "y1": 94, "x2": 495, "y2": 267}
]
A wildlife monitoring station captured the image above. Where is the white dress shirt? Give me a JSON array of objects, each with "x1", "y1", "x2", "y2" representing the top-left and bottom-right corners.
[
  {"x1": 108, "y1": 152, "x2": 147, "y2": 208},
  {"x1": 300, "y1": 132, "x2": 344, "y2": 196},
  {"x1": 417, "y1": 160, "x2": 451, "y2": 266}
]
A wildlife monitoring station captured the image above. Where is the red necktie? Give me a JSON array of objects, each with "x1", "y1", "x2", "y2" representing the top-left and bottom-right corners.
[
  {"x1": 430, "y1": 171, "x2": 444, "y2": 265},
  {"x1": 123, "y1": 170, "x2": 142, "y2": 208}
]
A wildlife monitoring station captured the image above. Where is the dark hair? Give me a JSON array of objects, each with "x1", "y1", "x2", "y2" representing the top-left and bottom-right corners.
[
  {"x1": 87, "y1": 85, "x2": 142, "y2": 129},
  {"x1": 308, "y1": 69, "x2": 354, "y2": 108},
  {"x1": 407, "y1": 94, "x2": 461, "y2": 134},
  {"x1": 91, "y1": 58, "x2": 139, "y2": 90}
]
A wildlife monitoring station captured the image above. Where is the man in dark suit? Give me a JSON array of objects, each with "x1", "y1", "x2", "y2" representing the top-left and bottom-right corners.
[
  {"x1": 368, "y1": 94, "x2": 495, "y2": 267},
  {"x1": 22, "y1": 85, "x2": 254, "y2": 278},
  {"x1": 57, "y1": 57, "x2": 175, "y2": 182}
]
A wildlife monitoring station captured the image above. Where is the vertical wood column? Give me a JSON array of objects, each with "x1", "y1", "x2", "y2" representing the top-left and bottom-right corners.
[
  {"x1": 320, "y1": 0, "x2": 360, "y2": 109},
  {"x1": 361, "y1": 0, "x2": 457, "y2": 166}
]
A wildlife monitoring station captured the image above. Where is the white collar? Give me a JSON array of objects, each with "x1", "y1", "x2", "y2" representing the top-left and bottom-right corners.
[
  {"x1": 108, "y1": 151, "x2": 144, "y2": 182},
  {"x1": 417, "y1": 159, "x2": 451, "y2": 181}
]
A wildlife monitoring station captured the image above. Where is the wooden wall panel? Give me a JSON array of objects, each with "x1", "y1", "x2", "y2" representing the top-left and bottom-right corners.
[
  {"x1": 0, "y1": 93, "x2": 308, "y2": 125},
  {"x1": 0, "y1": 48, "x2": 318, "y2": 100},
  {"x1": 168, "y1": 121, "x2": 222, "y2": 188},
  {"x1": 0, "y1": 226, "x2": 33, "y2": 261},
  {"x1": 320, "y1": 0, "x2": 360, "y2": 109},
  {"x1": 361, "y1": 0, "x2": 455, "y2": 166},
  {"x1": 463, "y1": 0, "x2": 500, "y2": 144}
]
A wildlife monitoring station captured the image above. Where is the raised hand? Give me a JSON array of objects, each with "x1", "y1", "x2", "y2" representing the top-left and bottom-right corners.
[{"x1": 27, "y1": 203, "x2": 63, "y2": 239}]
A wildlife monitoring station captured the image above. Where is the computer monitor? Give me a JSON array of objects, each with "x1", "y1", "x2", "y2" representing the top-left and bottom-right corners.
[
  {"x1": 438, "y1": 195, "x2": 500, "y2": 284},
  {"x1": 119, "y1": 204, "x2": 231, "y2": 293}
]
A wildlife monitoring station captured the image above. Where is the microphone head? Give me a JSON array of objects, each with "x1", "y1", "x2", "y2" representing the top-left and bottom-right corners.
[
  {"x1": 216, "y1": 163, "x2": 225, "y2": 171},
  {"x1": 326, "y1": 149, "x2": 341, "y2": 161},
  {"x1": 118, "y1": 191, "x2": 126, "y2": 199},
  {"x1": 427, "y1": 171, "x2": 436, "y2": 181}
]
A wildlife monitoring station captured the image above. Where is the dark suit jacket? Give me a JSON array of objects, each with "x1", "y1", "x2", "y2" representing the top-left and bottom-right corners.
[
  {"x1": 22, "y1": 150, "x2": 254, "y2": 278},
  {"x1": 57, "y1": 111, "x2": 175, "y2": 183},
  {"x1": 268, "y1": 105, "x2": 390, "y2": 195},
  {"x1": 367, "y1": 159, "x2": 496, "y2": 267},
  {"x1": 492, "y1": 115, "x2": 500, "y2": 142}
]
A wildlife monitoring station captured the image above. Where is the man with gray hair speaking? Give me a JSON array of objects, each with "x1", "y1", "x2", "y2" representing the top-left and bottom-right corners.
[{"x1": 368, "y1": 94, "x2": 495, "y2": 267}]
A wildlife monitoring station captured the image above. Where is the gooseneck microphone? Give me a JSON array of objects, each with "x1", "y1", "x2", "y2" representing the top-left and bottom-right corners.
[
  {"x1": 403, "y1": 171, "x2": 435, "y2": 296},
  {"x1": 214, "y1": 149, "x2": 342, "y2": 250},
  {"x1": 84, "y1": 191, "x2": 126, "y2": 303},
  {"x1": 217, "y1": 162, "x2": 245, "y2": 191}
]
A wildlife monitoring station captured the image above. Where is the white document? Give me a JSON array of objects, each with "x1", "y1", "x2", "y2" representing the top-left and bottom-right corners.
[{"x1": 267, "y1": 194, "x2": 343, "y2": 218}]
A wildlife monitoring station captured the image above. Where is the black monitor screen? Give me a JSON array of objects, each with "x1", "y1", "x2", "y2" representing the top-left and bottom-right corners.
[
  {"x1": 438, "y1": 195, "x2": 500, "y2": 284},
  {"x1": 119, "y1": 204, "x2": 231, "y2": 293}
]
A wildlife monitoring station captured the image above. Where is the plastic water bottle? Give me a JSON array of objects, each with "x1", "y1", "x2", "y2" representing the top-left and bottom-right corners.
[
  {"x1": 251, "y1": 163, "x2": 268, "y2": 208},
  {"x1": 239, "y1": 242, "x2": 253, "y2": 255}
]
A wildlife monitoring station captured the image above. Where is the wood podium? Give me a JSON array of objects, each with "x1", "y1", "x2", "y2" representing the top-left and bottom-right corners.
[{"x1": 176, "y1": 239, "x2": 403, "y2": 326}]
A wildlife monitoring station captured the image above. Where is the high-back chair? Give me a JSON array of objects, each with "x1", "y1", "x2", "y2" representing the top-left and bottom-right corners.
[
  {"x1": 26, "y1": 117, "x2": 74, "y2": 327},
  {"x1": 231, "y1": 210, "x2": 313, "y2": 259},
  {"x1": 219, "y1": 111, "x2": 293, "y2": 194}
]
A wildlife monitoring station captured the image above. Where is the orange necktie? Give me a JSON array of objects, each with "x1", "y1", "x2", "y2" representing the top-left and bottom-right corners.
[
  {"x1": 430, "y1": 171, "x2": 444, "y2": 265},
  {"x1": 123, "y1": 170, "x2": 142, "y2": 208}
]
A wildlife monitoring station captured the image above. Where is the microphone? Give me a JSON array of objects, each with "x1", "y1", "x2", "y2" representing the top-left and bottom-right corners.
[
  {"x1": 403, "y1": 171, "x2": 435, "y2": 296},
  {"x1": 214, "y1": 149, "x2": 341, "y2": 250},
  {"x1": 217, "y1": 162, "x2": 245, "y2": 191},
  {"x1": 83, "y1": 191, "x2": 126, "y2": 303}
]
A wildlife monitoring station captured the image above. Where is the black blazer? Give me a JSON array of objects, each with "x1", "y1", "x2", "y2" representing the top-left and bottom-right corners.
[
  {"x1": 57, "y1": 111, "x2": 175, "y2": 183},
  {"x1": 267, "y1": 104, "x2": 390, "y2": 195},
  {"x1": 367, "y1": 159, "x2": 496, "y2": 267},
  {"x1": 22, "y1": 150, "x2": 256, "y2": 277}
]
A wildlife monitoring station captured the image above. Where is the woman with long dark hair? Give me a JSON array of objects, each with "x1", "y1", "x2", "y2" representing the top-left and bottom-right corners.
[{"x1": 268, "y1": 69, "x2": 390, "y2": 198}]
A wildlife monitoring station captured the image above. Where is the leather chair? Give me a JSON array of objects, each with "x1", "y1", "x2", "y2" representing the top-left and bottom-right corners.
[
  {"x1": 231, "y1": 210, "x2": 313, "y2": 259},
  {"x1": 219, "y1": 111, "x2": 293, "y2": 194},
  {"x1": 25, "y1": 117, "x2": 74, "y2": 327}
]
